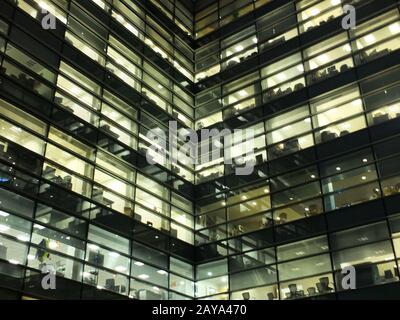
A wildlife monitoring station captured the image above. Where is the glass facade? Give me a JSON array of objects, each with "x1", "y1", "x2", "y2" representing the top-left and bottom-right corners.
[{"x1": 0, "y1": 0, "x2": 399, "y2": 300}]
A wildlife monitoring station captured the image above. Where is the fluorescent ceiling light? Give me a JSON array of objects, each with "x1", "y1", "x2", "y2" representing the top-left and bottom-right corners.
[
  {"x1": 389, "y1": 23, "x2": 400, "y2": 34},
  {"x1": 0, "y1": 211, "x2": 9, "y2": 217},
  {"x1": 109, "y1": 252, "x2": 120, "y2": 258},
  {"x1": 17, "y1": 236, "x2": 29, "y2": 243},
  {"x1": 157, "y1": 270, "x2": 167, "y2": 275},
  {"x1": 317, "y1": 54, "x2": 329, "y2": 64},
  {"x1": 311, "y1": 8, "x2": 320, "y2": 16},
  {"x1": 0, "y1": 224, "x2": 10, "y2": 232},
  {"x1": 88, "y1": 244, "x2": 99, "y2": 251},
  {"x1": 343, "y1": 44, "x2": 351, "y2": 52},
  {"x1": 235, "y1": 45, "x2": 244, "y2": 52},
  {"x1": 277, "y1": 73, "x2": 287, "y2": 81},
  {"x1": 364, "y1": 34, "x2": 375, "y2": 44},
  {"x1": 238, "y1": 90, "x2": 248, "y2": 97},
  {"x1": 115, "y1": 266, "x2": 127, "y2": 272}
]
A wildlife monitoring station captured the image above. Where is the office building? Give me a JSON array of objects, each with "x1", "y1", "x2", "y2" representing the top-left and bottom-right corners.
[{"x1": 0, "y1": 0, "x2": 399, "y2": 300}]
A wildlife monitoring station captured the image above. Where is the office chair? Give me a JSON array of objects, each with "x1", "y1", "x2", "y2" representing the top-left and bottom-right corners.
[
  {"x1": 288, "y1": 284, "x2": 297, "y2": 298},
  {"x1": 318, "y1": 277, "x2": 333, "y2": 292},
  {"x1": 384, "y1": 269, "x2": 394, "y2": 280},
  {"x1": 242, "y1": 292, "x2": 250, "y2": 300},
  {"x1": 278, "y1": 212, "x2": 287, "y2": 224},
  {"x1": 307, "y1": 287, "x2": 316, "y2": 296}
]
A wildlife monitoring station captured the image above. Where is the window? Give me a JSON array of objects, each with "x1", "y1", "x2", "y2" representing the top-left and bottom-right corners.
[
  {"x1": 59, "y1": 62, "x2": 100, "y2": 95},
  {"x1": 320, "y1": 148, "x2": 374, "y2": 177},
  {"x1": 132, "y1": 241, "x2": 168, "y2": 269},
  {"x1": 93, "y1": 168, "x2": 135, "y2": 215},
  {"x1": 304, "y1": 33, "x2": 353, "y2": 84},
  {"x1": 197, "y1": 259, "x2": 228, "y2": 280},
  {"x1": 85, "y1": 242, "x2": 130, "y2": 275},
  {"x1": 267, "y1": 116, "x2": 311, "y2": 145},
  {"x1": 258, "y1": 4, "x2": 297, "y2": 52},
  {"x1": 135, "y1": 186, "x2": 169, "y2": 216},
  {"x1": 48, "y1": 127, "x2": 94, "y2": 160},
  {"x1": 271, "y1": 166, "x2": 318, "y2": 192},
  {"x1": 170, "y1": 274, "x2": 195, "y2": 297},
  {"x1": 311, "y1": 85, "x2": 366, "y2": 143},
  {"x1": 35, "y1": 203, "x2": 87, "y2": 239},
  {"x1": 230, "y1": 266, "x2": 277, "y2": 291},
  {"x1": 170, "y1": 257, "x2": 193, "y2": 279},
  {"x1": 278, "y1": 253, "x2": 332, "y2": 282},
  {"x1": 266, "y1": 105, "x2": 310, "y2": 132},
  {"x1": 66, "y1": 4, "x2": 107, "y2": 65},
  {"x1": 266, "y1": 106, "x2": 313, "y2": 158},
  {"x1": 322, "y1": 164, "x2": 378, "y2": 194},
  {"x1": 31, "y1": 222, "x2": 85, "y2": 259},
  {"x1": 330, "y1": 222, "x2": 390, "y2": 251},
  {"x1": 2, "y1": 59, "x2": 53, "y2": 99},
  {"x1": 332, "y1": 240, "x2": 396, "y2": 289},
  {"x1": 229, "y1": 247, "x2": 275, "y2": 273},
  {"x1": 196, "y1": 275, "x2": 229, "y2": 298},
  {"x1": 84, "y1": 263, "x2": 129, "y2": 294},
  {"x1": 221, "y1": 26, "x2": 257, "y2": 70},
  {"x1": 297, "y1": 0, "x2": 343, "y2": 33},
  {"x1": 195, "y1": 112, "x2": 222, "y2": 130},
  {"x1": 171, "y1": 222, "x2": 193, "y2": 244},
  {"x1": 106, "y1": 43, "x2": 141, "y2": 91},
  {"x1": 0, "y1": 118, "x2": 45, "y2": 156},
  {"x1": 227, "y1": 196, "x2": 271, "y2": 221},
  {"x1": 261, "y1": 53, "x2": 305, "y2": 101},
  {"x1": 33, "y1": 0, "x2": 68, "y2": 24},
  {"x1": 351, "y1": 10, "x2": 400, "y2": 65},
  {"x1": 324, "y1": 181, "x2": 381, "y2": 211},
  {"x1": 280, "y1": 273, "x2": 334, "y2": 299},
  {"x1": 0, "y1": 99, "x2": 47, "y2": 136},
  {"x1": 195, "y1": 64, "x2": 221, "y2": 82},
  {"x1": 0, "y1": 211, "x2": 31, "y2": 243},
  {"x1": 0, "y1": 19, "x2": 8, "y2": 35},
  {"x1": 231, "y1": 284, "x2": 278, "y2": 300},
  {"x1": 57, "y1": 63, "x2": 101, "y2": 124},
  {"x1": 131, "y1": 260, "x2": 168, "y2": 288},
  {"x1": 130, "y1": 278, "x2": 167, "y2": 299},
  {"x1": 45, "y1": 143, "x2": 93, "y2": 179},
  {"x1": 272, "y1": 182, "x2": 322, "y2": 208},
  {"x1": 0, "y1": 188, "x2": 34, "y2": 218},
  {"x1": 277, "y1": 236, "x2": 329, "y2": 262},
  {"x1": 0, "y1": 233, "x2": 28, "y2": 265},
  {"x1": 88, "y1": 225, "x2": 129, "y2": 255},
  {"x1": 112, "y1": 0, "x2": 144, "y2": 39},
  {"x1": 273, "y1": 198, "x2": 322, "y2": 225},
  {"x1": 5, "y1": 44, "x2": 56, "y2": 84}
]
